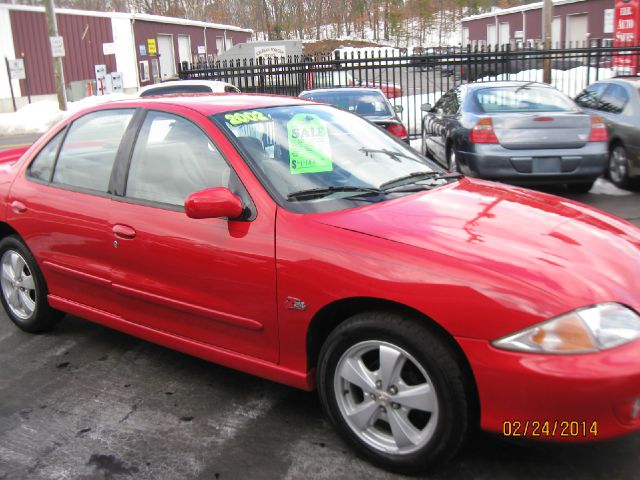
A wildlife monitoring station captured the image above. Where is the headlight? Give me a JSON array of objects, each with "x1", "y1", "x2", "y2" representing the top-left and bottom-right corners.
[{"x1": 492, "y1": 303, "x2": 640, "y2": 354}]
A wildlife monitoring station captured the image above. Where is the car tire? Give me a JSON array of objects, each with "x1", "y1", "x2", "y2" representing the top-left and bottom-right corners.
[
  {"x1": 0, "y1": 236, "x2": 63, "y2": 333},
  {"x1": 566, "y1": 180, "x2": 595, "y2": 194},
  {"x1": 609, "y1": 143, "x2": 639, "y2": 190},
  {"x1": 317, "y1": 311, "x2": 471, "y2": 474}
]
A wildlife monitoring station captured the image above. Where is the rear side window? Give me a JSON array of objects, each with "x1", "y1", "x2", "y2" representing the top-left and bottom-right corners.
[
  {"x1": 53, "y1": 109, "x2": 134, "y2": 192},
  {"x1": 125, "y1": 111, "x2": 232, "y2": 207},
  {"x1": 599, "y1": 84, "x2": 629, "y2": 114},
  {"x1": 575, "y1": 83, "x2": 607, "y2": 109},
  {"x1": 28, "y1": 129, "x2": 65, "y2": 182}
]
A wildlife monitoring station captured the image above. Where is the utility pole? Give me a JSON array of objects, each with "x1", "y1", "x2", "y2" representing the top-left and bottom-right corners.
[
  {"x1": 44, "y1": 0, "x2": 67, "y2": 111},
  {"x1": 542, "y1": 0, "x2": 553, "y2": 84}
]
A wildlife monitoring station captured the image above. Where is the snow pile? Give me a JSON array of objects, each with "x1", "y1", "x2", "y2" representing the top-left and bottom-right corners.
[
  {"x1": 478, "y1": 66, "x2": 615, "y2": 98},
  {"x1": 334, "y1": 46, "x2": 410, "y2": 66},
  {"x1": 589, "y1": 177, "x2": 634, "y2": 196},
  {"x1": 394, "y1": 92, "x2": 443, "y2": 135},
  {"x1": 0, "y1": 93, "x2": 133, "y2": 135}
]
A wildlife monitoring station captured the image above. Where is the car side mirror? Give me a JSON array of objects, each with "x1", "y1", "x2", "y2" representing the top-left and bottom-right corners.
[
  {"x1": 393, "y1": 105, "x2": 404, "y2": 114},
  {"x1": 185, "y1": 187, "x2": 244, "y2": 220},
  {"x1": 421, "y1": 103, "x2": 432, "y2": 112}
]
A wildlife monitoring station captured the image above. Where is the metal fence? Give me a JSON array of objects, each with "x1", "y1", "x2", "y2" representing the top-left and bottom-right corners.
[{"x1": 179, "y1": 43, "x2": 640, "y2": 138}]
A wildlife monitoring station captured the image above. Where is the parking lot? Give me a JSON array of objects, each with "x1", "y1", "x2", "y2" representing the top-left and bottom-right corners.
[{"x1": 0, "y1": 132, "x2": 638, "y2": 480}]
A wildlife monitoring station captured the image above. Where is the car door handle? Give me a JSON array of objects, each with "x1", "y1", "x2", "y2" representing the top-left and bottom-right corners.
[
  {"x1": 112, "y1": 224, "x2": 136, "y2": 239},
  {"x1": 10, "y1": 200, "x2": 27, "y2": 214}
]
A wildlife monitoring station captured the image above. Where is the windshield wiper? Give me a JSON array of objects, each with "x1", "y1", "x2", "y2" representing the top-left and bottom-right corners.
[
  {"x1": 286, "y1": 185, "x2": 382, "y2": 202},
  {"x1": 359, "y1": 148, "x2": 420, "y2": 163},
  {"x1": 380, "y1": 171, "x2": 462, "y2": 191},
  {"x1": 515, "y1": 81, "x2": 538, "y2": 93}
]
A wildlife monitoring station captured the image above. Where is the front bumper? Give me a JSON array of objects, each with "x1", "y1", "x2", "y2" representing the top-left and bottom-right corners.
[
  {"x1": 457, "y1": 337, "x2": 640, "y2": 441},
  {"x1": 458, "y1": 143, "x2": 608, "y2": 185}
]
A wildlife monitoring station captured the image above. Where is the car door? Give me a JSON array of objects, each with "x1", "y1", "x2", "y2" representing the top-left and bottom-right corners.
[
  {"x1": 107, "y1": 106, "x2": 278, "y2": 362},
  {"x1": 7, "y1": 108, "x2": 136, "y2": 314},
  {"x1": 424, "y1": 89, "x2": 461, "y2": 166}
]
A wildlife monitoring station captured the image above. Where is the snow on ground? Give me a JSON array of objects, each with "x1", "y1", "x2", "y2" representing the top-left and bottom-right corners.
[
  {"x1": 0, "y1": 93, "x2": 132, "y2": 135},
  {"x1": 589, "y1": 177, "x2": 634, "y2": 196},
  {"x1": 478, "y1": 66, "x2": 614, "y2": 98}
]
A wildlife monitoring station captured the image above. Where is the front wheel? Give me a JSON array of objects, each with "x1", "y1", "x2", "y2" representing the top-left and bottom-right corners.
[
  {"x1": 317, "y1": 312, "x2": 471, "y2": 474},
  {"x1": 447, "y1": 146, "x2": 460, "y2": 173},
  {"x1": 0, "y1": 236, "x2": 63, "y2": 333}
]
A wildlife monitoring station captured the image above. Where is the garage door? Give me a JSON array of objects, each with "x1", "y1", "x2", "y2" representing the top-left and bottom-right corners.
[
  {"x1": 487, "y1": 24, "x2": 497, "y2": 46},
  {"x1": 499, "y1": 22, "x2": 510, "y2": 46},
  {"x1": 157, "y1": 34, "x2": 176, "y2": 80},
  {"x1": 566, "y1": 14, "x2": 588, "y2": 47},
  {"x1": 178, "y1": 35, "x2": 191, "y2": 65}
]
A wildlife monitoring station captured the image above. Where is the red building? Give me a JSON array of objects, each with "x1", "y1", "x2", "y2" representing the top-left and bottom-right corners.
[
  {"x1": 461, "y1": 0, "x2": 615, "y2": 48},
  {"x1": 0, "y1": 4, "x2": 252, "y2": 111}
]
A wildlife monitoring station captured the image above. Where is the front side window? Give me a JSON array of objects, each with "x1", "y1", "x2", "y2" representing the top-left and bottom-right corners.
[
  {"x1": 214, "y1": 105, "x2": 444, "y2": 214},
  {"x1": 28, "y1": 129, "x2": 65, "y2": 182},
  {"x1": 126, "y1": 111, "x2": 232, "y2": 207},
  {"x1": 53, "y1": 109, "x2": 134, "y2": 192},
  {"x1": 599, "y1": 84, "x2": 629, "y2": 114}
]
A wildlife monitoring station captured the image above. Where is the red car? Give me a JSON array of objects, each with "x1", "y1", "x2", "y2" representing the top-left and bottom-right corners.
[{"x1": 0, "y1": 94, "x2": 639, "y2": 474}]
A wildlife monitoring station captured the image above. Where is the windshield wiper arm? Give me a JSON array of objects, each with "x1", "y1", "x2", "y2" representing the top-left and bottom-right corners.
[
  {"x1": 286, "y1": 185, "x2": 382, "y2": 202},
  {"x1": 359, "y1": 148, "x2": 419, "y2": 163},
  {"x1": 380, "y1": 171, "x2": 462, "y2": 191}
]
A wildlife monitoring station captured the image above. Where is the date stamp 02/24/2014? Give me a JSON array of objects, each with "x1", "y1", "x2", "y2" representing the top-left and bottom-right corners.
[{"x1": 502, "y1": 420, "x2": 599, "y2": 438}]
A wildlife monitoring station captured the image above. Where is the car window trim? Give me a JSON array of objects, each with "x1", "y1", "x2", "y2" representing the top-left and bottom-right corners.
[
  {"x1": 109, "y1": 108, "x2": 147, "y2": 196},
  {"x1": 116, "y1": 107, "x2": 257, "y2": 220},
  {"x1": 24, "y1": 124, "x2": 69, "y2": 184}
]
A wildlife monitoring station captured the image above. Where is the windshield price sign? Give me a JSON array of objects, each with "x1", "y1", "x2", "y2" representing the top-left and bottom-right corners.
[{"x1": 288, "y1": 114, "x2": 333, "y2": 174}]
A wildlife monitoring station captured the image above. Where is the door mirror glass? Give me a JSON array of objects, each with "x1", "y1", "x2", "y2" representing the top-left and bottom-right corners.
[
  {"x1": 393, "y1": 105, "x2": 404, "y2": 114},
  {"x1": 185, "y1": 187, "x2": 244, "y2": 220},
  {"x1": 421, "y1": 103, "x2": 432, "y2": 112}
]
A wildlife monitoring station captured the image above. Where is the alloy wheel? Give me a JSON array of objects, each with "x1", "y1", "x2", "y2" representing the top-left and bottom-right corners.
[
  {"x1": 1, "y1": 250, "x2": 36, "y2": 320},
  {"x1": 333, "y1": 340, "x2": 439, "y2": 455}
]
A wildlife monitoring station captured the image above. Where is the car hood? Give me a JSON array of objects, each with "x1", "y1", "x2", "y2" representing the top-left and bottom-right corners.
[{"x1": 315, "y1": 178, "x2": 640, "y2": 314}]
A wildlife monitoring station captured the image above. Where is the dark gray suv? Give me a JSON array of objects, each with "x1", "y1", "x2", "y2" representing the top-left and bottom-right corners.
[{"x1": 575, "y1": 77, "x2": 640, "y2": 189}]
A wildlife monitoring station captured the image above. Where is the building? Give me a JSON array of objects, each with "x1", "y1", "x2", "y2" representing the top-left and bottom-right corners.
[
  {"x1": 461, "y1": 0, "x2": 614, "y2": 48},
  {"x1": 0, "y1": 4, "x2": 252, "y2": 111}
]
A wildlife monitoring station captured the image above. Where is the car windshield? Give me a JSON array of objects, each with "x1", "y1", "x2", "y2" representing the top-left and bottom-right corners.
[
  {"x1": 212, "y1": 105, "x2": 444, "y2": 213},
  {"x1": 300, "y1": 90, "x2": 393, "y2": 117},
  {"x1": 474, "y1": 86, "x2": 578, "y2": 113}
]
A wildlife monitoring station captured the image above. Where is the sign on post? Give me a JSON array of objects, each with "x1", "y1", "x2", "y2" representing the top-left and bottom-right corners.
[
  {"x1": 7, "y1": 59, "x2": 25, "y2": 80},
  {"x1": 50, "y1": 36, "x2": 65, "y2": 58},
  {"x1": 613, "y1": 0, "x2": 639, "y2": 75}
]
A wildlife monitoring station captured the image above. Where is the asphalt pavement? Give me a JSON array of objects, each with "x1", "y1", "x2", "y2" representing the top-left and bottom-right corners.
[{"x1": 0, "y1": 134, "x2": 639, "y2": 480}]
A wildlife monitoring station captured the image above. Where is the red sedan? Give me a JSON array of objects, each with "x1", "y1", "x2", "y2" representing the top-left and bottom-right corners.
[{"x1": 0, "y1": 94, "x2": 639, "y2": 474}]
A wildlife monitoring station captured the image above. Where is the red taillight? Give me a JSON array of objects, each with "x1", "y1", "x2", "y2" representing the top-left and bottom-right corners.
[
  {"x1": 386, "y1": 123, "x2": 407, "y2": 138},
  {"x1": 588, "y1": 115, "x2": 608, "y2": 142},
  {"x1": 469, "y1": 117, "x2": 499, "y2": 144}
]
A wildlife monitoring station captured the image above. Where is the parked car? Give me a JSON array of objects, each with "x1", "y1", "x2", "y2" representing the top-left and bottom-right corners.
[
  {"x1": 139, "y1": 79, "x2": 240, "y2": 97},
  {"x1": 305, "y1": 69, "x2": 402, "y2": 98},
  {"x1": 299, "y1": 87, "x2": 408, "y2": 141},
  {"x1": 421, "y1": 81, "x2": 608, "y2": 192},
  {"x1": 575, "y1": 77, "x2": 640, "y2": 189},
  {"x1": 1, "y1": 94, "x2": 639, "y2": 474}
]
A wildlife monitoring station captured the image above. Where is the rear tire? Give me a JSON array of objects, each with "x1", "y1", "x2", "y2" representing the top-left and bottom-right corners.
[
  {"x1": 0, "y1": 236, "x2": 63, "y2": 333},
  {"x1": 446, "y1": 146, "x2": 460, "y2": 173},
  {"x1": 566, "y1": 180, "x2": 595, "y2": 194},
  {"x1": 317, "y1": 311, "x2": 470, "y2": 474}
]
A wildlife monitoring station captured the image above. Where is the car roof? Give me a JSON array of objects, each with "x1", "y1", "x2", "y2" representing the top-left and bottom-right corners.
[
  {"x1": 138, "y1": 79, "x2": 236, "y2": 93},
  {"x1": 102, "y1": 93, "x2": 313, "y2": 116},
  {"x1": 465, "y1": 81, "x2": 555, "y2": 90},
  {"x1": 608, "y1": 76, "x2": 640, "y2": 86},
  {"x1": 300, "y1": 87, "x2": 384, "y2": 96}
]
